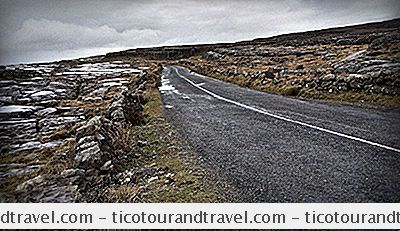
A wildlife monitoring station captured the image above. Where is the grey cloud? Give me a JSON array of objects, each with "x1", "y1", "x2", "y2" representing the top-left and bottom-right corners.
[
  {"x1": 9, "y1": 19, "x2": 162, "y2": 50},
  {"x1": 0, "y1": 0, "x2": 399, "y2": 64}
]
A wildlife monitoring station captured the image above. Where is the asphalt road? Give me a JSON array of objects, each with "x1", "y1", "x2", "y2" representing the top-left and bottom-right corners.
[{"x1": 160, "y1": 66, "x2": 400, "y2": 202}]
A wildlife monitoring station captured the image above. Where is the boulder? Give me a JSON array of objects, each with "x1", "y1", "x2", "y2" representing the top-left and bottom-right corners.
[
  {"x1": 74, "y1": 116, "x2": 108, "y2": 170},
  {"x1": 203, "y1": 51, "x2": 224, "y2": 60},
  {"x1": 16, "y1": 173, "x2": 81, "y2": 202},
  {"x1": 76, "y1": 116, "x2": 102, "y2": 139}
]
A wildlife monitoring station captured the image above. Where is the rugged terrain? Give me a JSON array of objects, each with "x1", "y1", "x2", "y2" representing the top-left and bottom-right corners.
[
  {"x1": 180, "y1": 19, "x2": 400, "y2": 106},
  {"x1": 0, "y1": 18, "x2": 399, "y2": 202},
  {"x1": 0, "y1": 58, "x2": 220, "y2": 202},
  {"x1": 107, "y1": 18, "x2": 400, "y2": 106}
]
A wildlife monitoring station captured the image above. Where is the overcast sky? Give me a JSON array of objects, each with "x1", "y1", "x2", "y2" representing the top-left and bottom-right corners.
[{"x1": 0, "y1": 0, "x2": 399, "y2": 64}]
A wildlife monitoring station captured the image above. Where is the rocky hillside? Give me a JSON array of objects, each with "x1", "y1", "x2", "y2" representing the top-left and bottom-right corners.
[
  {"x1": 108, "y1": 18, "x2": 400, "y2": 107},
  {"x1": 0, "y1": 58, "x2": 220, "y2": 202},
  {"x1": 177, "y1": 19, "x2": 400, "y2": 106}
]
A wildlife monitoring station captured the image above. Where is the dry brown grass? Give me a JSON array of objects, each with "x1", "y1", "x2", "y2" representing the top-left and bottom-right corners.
[
  {"x1": 39, "y1": 123, "x2": 80, "y2": 143},
  {"x1": 298, "y1": 88, "x2": 400, "y2": 107},
  {"x1": 126, "y1": 81, "x2": 222, "y2": 202},
  {"x1": 183, "y1": 63, "x2": 400, "y2": 108},
  {"x1": 58, "y1": 98, "x2": 110, "y2": 109},
  {"x1": 102, "y1": 185, "x2": 141, "y2": 202},
  {"x1": 143, "y1": 85, "x2": 163, "y2": 119}
]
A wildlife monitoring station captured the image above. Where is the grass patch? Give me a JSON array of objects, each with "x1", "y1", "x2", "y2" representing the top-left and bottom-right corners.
[
  {"x1": 280, "y1": 86, "x2": 301, "y2": 96},
  {"x1": 102, "y1": 185, "x2": 141, "y2": 203},
  {"x1": 298, "y1": 88, "x2": 400, "y2": 107},
  {"x1": 38, "y1": 124, "x2": 79, "y2": 143},
  {"x1": 143, "y1": 86, "x2": 163, "y2": 119},
  {"x1": 117, "y1": 85, "x2": 222, "y2": 202},
  {"x1": 184, "y1": 65, "x2": 400, "y2": 108},
  {"x1": 145, "y1": 151, "x2": 220, "y2": 202},
  {"x1": 38, "y1": 139, "x2": 75, "y2": 175}
]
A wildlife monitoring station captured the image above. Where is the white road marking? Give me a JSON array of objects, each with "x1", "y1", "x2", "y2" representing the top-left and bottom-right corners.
[{"x1": 174, "y1": 67, "x2": 400, "y2": 154}]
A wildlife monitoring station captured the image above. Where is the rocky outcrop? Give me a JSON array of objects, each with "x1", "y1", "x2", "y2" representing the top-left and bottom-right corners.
[
  {"x1": 13, "y1": 81, "x2": 149, "y2": 202},
  {"x1": 0, "y1": 69, "x2": 41, "y2": 80},
  {"x1": 203, "y1": 51, "x2": 224, "y2": 60},
  {"x1": 0, "y1": 61, "x2": 144, "y2": 155},
  {"x1": 182, "y1": 22, "x2": 400, "y2": 98},
  {"x1": 74, "y1": 116, "x2": 107, "y2": 170},
  {"x1": 106, "y1": 46, "x2": 204, "y2": 60},
  {"x1": 0, "y1": 60, "x2": 159, "y2": 202},
  {"x1": 16, "y1": 171, "x2": 83, "y2": 202}
]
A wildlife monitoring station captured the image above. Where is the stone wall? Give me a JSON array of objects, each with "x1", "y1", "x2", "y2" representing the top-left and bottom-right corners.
[{"x1": 0, "y1": 61, "x2": 163, "y2": 202}]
